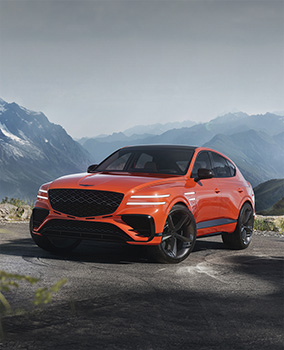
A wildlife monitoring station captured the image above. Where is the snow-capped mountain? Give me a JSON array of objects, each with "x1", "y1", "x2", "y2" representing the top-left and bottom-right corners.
[{"x1": 0, "y1": 98, "x2": 92, "y2": 200}]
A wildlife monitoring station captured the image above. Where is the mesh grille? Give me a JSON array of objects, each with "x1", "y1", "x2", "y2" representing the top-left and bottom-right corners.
[
  {"x1": 48, "y1": 189, "x2": 124, "y2": 217},
  {"x1": 40, "y1": 219, "x2": 131, "y2": 242}
]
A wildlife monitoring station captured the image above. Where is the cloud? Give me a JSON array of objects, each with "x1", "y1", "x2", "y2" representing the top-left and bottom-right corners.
[{"x1": 0, "y1": 0, "x2": 283, "y2": 137}]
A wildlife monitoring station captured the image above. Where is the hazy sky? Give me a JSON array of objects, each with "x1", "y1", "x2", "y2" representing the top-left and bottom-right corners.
[{"x1": 0, "y1": 0, "x2": 283, "y2": 138}]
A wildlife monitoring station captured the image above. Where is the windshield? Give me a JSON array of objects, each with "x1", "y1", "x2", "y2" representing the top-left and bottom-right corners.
[{"x1": 95, "y1": 147, "x2": 195, "y2": 175}]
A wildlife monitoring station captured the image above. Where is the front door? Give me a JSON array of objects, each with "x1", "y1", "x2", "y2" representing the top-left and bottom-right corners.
[{"x1": 189, "y1": 151, "x2": 222, "y2": 236}]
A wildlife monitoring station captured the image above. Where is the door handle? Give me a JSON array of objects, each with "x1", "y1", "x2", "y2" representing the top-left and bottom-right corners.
[{"x1": 215, "y1": 188, "x2": 220, "y2": 194}]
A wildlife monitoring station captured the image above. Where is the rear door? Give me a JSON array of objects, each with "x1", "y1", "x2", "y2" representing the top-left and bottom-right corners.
[{"x1": 210, "y1": 152, "x2": 241, "y2": 221}]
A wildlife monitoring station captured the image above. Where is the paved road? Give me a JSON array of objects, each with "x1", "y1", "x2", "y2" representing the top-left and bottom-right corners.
[{"x1": 0, "y1": 222, "x2": 283, "y2": 350}]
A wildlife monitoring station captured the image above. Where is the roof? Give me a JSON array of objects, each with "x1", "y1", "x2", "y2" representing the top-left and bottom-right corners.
[{"x1": 122, "y1": 145, "x2": 197, "y2": 151}]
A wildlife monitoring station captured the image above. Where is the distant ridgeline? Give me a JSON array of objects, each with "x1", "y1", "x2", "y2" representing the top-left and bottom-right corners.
[
  {"x1": 1, "y1": 97, "x2": 284, "y2": 209},
  {"x1": 254, "y1": 179, "x2": 284, "y2": 215}
]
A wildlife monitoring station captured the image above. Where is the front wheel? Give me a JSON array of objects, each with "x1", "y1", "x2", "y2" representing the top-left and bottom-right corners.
[
  {"x1": 222, "y1": 202, "x2": 254, "y2": 250},
  {"x1": 149, "y1": 204, "x2": 196, "y2": 263}
]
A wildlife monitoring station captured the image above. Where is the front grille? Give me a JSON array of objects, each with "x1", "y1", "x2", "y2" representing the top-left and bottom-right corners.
[
  {"x1": 48, "y1": 189, "x2": 124, "y2": 217},
  {"x1": 40, "y1": 219, "x2": 132, "y2": 243}
]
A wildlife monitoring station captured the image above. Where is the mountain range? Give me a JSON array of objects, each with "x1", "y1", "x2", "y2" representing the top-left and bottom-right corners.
[
  {"x1": 79, "y1": 112, "x2": 284, "y2": 188},
  {"x1": 0, "y1": 98, "x2": 92, "y2": 200},
  {"x1": 1, "y1": 97, "x2": 284, "y2": 206}
]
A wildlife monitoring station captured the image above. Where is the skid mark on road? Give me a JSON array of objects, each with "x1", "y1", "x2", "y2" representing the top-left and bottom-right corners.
[{"x1": 177, "y1": 262, "x2": 229, "y2": 283}]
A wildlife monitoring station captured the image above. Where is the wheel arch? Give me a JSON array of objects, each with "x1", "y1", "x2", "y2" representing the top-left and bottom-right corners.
[
  {"x1": 172, "y1": 200, "x2": 190, "y2": 209},
  {"x1": 167, "y1": 198, "x2": 193, "y2": 215},
  {"x1": 239, "y1": 198, "x2": 255, "y2": 216},
  {"x1": 159, "y1": 198, "x2": 193, "y2": 232}
]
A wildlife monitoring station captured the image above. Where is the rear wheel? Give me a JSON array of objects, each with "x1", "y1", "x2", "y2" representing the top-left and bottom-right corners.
[
  {"x1": 222, "y1": 202, "x2": 253, "y2": 249},
  {"x1": 150, "y1": 204, "x2": 196, "y2": 263},
  {"x1": 30, "y1": 215, "x2": 81, "y2": 253}
]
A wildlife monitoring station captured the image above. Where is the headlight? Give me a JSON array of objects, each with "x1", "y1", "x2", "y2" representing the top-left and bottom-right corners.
[
  {"x1": 126, "y1": 194, "x2": 170, "y2": 206},
  {"x1": 36, "y1": 185, "x2": 49, "y2": 200}
]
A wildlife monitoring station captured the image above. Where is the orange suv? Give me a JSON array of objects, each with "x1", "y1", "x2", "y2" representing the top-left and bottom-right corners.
[{"x1": 30, "y1": 145, "x2": 255, "y2": 263}]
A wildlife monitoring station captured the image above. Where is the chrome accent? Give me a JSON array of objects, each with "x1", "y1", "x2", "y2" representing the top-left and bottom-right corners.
[
  {"x1": 130, "y1": 194, "x2": 170, "y2": 199},
  {"x1": 127, "y1": 201, "x2": 166, "y2": 206}
]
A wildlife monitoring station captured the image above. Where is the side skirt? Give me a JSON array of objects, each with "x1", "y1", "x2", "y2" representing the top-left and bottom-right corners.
[
  {"x1": 196, "y1": 218, "x2": 237, "y2": 238},
  {"x1": 196, "y1": 218, "x2": 237, "y2": 230}
]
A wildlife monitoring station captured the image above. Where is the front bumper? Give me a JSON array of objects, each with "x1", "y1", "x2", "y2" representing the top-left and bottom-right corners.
[{"x1": 31, "y1": 207, "x2": 163, "y2": 245}]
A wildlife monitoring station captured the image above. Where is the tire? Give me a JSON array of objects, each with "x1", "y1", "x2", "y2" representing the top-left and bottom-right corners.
[
  {"x1": 222, "y1": 202, "x2": 253, "y2": 250},
  {"x1": 30, "y1": 215, "x2": 81, "y2": 253},
  {"x1": 149, "y1": 204, "x2": 196, "y2": 263}
]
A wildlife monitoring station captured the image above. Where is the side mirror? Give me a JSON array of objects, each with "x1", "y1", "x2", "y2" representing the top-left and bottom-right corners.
[
  {"x1": 87, "y1": 164, "x2": 98, "y2": 173},
  {"x1": 194, "y1": 168, "x2": 214, "y2": 182}
]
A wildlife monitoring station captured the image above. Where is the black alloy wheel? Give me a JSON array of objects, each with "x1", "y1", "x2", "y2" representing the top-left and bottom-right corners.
[
  {"x1": 150, "y1": 204, "x2": 196, "y2": 263},
  {"x1": 222, "y1": 202, "x2": 254, "y2": 249}
]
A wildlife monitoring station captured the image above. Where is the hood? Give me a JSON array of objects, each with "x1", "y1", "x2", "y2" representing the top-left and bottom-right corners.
[{"x1": 49, "y1": 172, "x2": 179, "y2": 195}]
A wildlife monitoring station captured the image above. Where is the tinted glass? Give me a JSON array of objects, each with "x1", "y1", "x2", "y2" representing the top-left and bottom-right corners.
[
  {"x1": 227, "y1": 159, "x2": 236, "y2": 176},
  {"x1": 95, "y1": 148, "x2": 195, "y2": 175},
  {"x1": 211, "y1": 152, "x2": 232, "y2": 178},
  {"x1": 191, "y1": 152, "x2": 211, "y2": 178},
  {"x1": 105, "y1": 152, "x2": 132, "y2": 171},
  {"x1": 135, "y1": 153, "x2": 154, "y2": 170}
]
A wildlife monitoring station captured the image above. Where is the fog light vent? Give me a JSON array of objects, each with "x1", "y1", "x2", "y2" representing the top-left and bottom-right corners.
[
  {"x1": 121, "y1": 215, "x2": 155, "y2": 237},
  {"x1": 32, "y1": 208, "x2": 49, "y2": 228}
]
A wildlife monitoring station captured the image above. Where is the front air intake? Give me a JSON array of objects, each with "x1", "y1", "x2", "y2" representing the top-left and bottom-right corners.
[
  {"x1": 39, "y1": 219, "x2": 131, "y2": 243},
  {"x1": 31, "y1": 208, "x2": 49, "y2": 228}
]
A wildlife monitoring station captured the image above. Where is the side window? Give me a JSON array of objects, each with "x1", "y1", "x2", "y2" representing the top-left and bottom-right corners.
[
  {"x1": 211, "y1": 152, "x2": 232, "y2": 178},
  {"x1": 191, "y1": 152, "x2": 211, "y2": 178},
  {"x1": 227, "y1": 159, "x2": 236, "y2": 177}
]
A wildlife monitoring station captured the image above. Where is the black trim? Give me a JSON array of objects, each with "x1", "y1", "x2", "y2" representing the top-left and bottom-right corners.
[
  {"x1": 197, "y1": 218, "x2": 237, "y2": 230},
  {"x1": 121, "y1": 214, "x2": 155, "y2": 238}
]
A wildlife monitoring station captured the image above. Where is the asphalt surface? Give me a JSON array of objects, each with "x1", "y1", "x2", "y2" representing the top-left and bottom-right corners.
[{"x1": 0, "y1": 222, "x2": 283, "y2": 350}]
